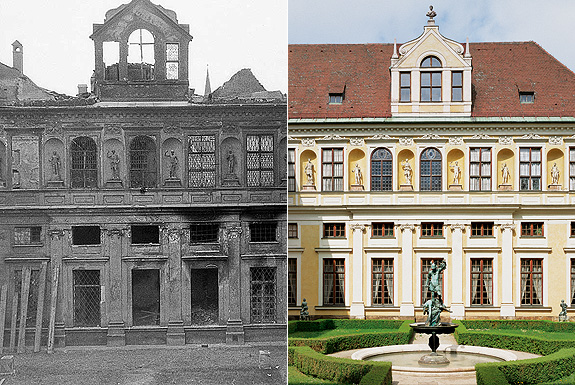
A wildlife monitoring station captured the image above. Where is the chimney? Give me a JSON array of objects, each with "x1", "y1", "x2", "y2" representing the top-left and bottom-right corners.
[
  {"x1": 77, "y1": 84, "x2": 88, "y2": 96},
  {"x1": 12, "y1": 41, "x2": 23, "y2": 73}
]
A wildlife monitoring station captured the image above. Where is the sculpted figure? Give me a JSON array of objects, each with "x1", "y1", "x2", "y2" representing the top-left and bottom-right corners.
[
  {"x1": 501, "y1": 163, "x2": 510, "y2": 184},
  {"x1": 425, "y1": 260, "x2": 447, "y2": 299},
  {"x1": 304, "y1": 159, "x2": 314, "y2": 185},
  {"x1": 423, "y1": 296, "x2": 451, "y2": 326},
  {"x1": 450, "y1": 161, "x2": 461, "y2": 184},
  {"x1": 551, "y1": 163, "x2": 560, "y2": 185},
  {"x1": 107, "y1": 150, "x2": 120, "y2": 179},
  {"x1": 49, "y1": 151, "x2": 61, "y2": 180},
  {"x1": 560, "y1": 299, "x2": 568, "y2": 318},
  {"x1": 300, "y1": 298, "x2": 310, "y2": 321},
  {"x1": 164, "y1": 150, "x2": 178, "y2": 179},
  {"x1": 227, "y1": 150, "x2": 236, "y2": 174},
  {"x1": 402, "y1": 159, "x2": 412, "y2": 185},
  {"x1": 352, "y1": 163, "x2": 362, "y2": 185}
]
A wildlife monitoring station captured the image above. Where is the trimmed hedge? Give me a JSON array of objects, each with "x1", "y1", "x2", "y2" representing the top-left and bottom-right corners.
[
  {"x1": 476, "y1": 348, "x2": 575, "y2": 385},
  {"x1": 289, "y1": 319, "x2": 405, "y2": 333},
  {"x1": 454, "y1": 320, "x2": 575, "y2": 355},
  {"x1": 289, "y1": 346, "x2": 392, "y2": 385},
  {"x1": 289, "y1": 320, "x2": 413, "y2": 354},
  {"x1": 461, "y1": 319, "x2": 575, "y2": 333}
]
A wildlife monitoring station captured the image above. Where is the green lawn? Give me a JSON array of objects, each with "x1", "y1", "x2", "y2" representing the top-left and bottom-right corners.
[
  {"x1": 289, "y1": 328, "x2": 399, "y2": 339},
  {"x1": 288, "y1": 366, "x2": 342, "y2": 385}
]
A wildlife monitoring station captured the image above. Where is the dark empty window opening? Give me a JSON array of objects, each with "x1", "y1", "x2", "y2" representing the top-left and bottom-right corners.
[
  {"x1": 132, "y1": 269, "x2": 160, "y2": 326},
  {"x1": 190, "y1": 223, "x2": 219, "y2": 243},
  {"x1": 520, "y1": 92, "x2": 534, "y2": 104},
  {"x1": 250, "y1": 223, "x2": 277, "y2": 242},
  {"x1": 191, "y1": 268, "x2": 219, "y2": 325},
  {"x1": 131, "y1": 225, "x2": 160, "y2": 244},
  {"x1": 127, "y1": 29, "x2": 155, "y2": 81},
  {"x1": 14, "y1": 226, "x2": 42, "y2": 245},
  {"x1": 72, "y1": 226, "x2": 101, "y2": 245},
  {"x1": 73, "y1": 270, "x2": 101, "y2": 326},
  {"x1": 329, "y1": 93, "x2": 344, "y2": 104}
]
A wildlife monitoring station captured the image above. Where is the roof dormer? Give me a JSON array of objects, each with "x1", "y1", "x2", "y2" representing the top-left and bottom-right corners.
[{"x1": 390, "y1": 6, "x2": 472, "y2": 117}]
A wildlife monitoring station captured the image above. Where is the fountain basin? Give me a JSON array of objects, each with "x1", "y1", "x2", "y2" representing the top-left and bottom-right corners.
[
  {"x1": 351, "y1": 344, "x2": 518, "y2": 373},
  {"x1": 409, "y1": 322, "x2": 458, "y2": 334}
]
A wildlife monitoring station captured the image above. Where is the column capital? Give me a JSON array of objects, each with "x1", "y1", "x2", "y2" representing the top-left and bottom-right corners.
[
  {"x1": 101, "y1": 227, "x2": 130, "y2": 238},
  {"x1": 225, "y1": 225, "x2": 243, "y2": 239},
  {"x1": 350, "y1": 223, "x2": 368, "y2": 232},
  {"x1": 450, "y1": 223, "x2": 466, "y2": 232},
  {"x1": 48, "y1": 229, "x2": 66, "y2": 239},
  {"x1": 399, "y1": 224, "x2": 415, "y2": 232},
  {"x1": 501, "y1": 223, "x2": 516, "y2": 232}
]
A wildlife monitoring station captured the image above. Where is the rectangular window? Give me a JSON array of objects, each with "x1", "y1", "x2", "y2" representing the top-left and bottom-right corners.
[
  {"x1": 131, "y1": 225, "x2": 160, "y2": 244},
  {"x1": 14, "y1": 226, "x2": 42, "y2": 245},
  {"x1": 421, "y1": 72, "x2": 442, "y2": 102},
  {"x1": 247, "y1": 135, "x2": 274, "y2": 187},
  {"x1": 132, "y1": 269, "x2": 160, "y2": 325},
  {"x1": 323, "y1": 223, "x2": 345, "y2": 238},
  {"x1": 250, "y1": 267, "x2": 276, "y2": 323},
  {"x1": 571, "y1": 222, "x2": 575, "y2": 237},
  {"x1": 421, "y1": 222, "x2": 443, "y2": 237},
  {"x1": 190, "y1": 223, "x2": 219, "y2": 243},
  {"x1": 250, "y1": 223, "x2": 277, "y2": 242},
  {"x1": 372, "y1": 222, "x2": 394, "y2": 238},
  {"x1": 400, "y1": 72, "x2": 411, "y2": 102},
  {"x1": 191, "y1": 268, "x2": 218, "y2": 325},
  {"x1": 452, "y1": 71, "x2": 463, "y2": 102},
  {"x1": 570, "y1": 148, "x2": 575, "y2": 191},
  {"x1": 519, "y1": 92, "x2": 534, "y2": 104},
  {"x1": 188, "y1": 135, "x2": 216, "y2": 188},
  {"x1": 73, "y1": 270, "x2": 101, "y2": 326},
  {"x1": 288, "y1": 258, "x2": 297, "y2": 306},
  {"x1": 372, "y1": 258, "x2": 393, "y2": 305},
  {"x1": 571, "y1": 260, "x2": 575, "y2": 306},
  {"x1": 323, "y1": 259, "x2": 345, "y2": 305},
  {"x1": 521, "y1": 259, "x2": 542, "y2": 306},
  {"x1": 288, "y1": 148, "x2": 296, "y2": 192},
  {"x1": 519, "y1": 148, "x2": 541, "y2": 190},
  {"x1": 471, "y1": 222, "x2": 493, "y2": 237},
  {"x1": 288, "y1": 223, "x2": 298, "y2": 239},
  {"x1": 328, "y1": 93, "x2": 343, "y2": 104},
  {"x1": 166, "y1": 43, "x2": 179, "y2": 80},
  {"x1": 322, "y1": 148, "x2": 344, "y2": 191},
  {"x1": 471, "y1": 259, "x2": 493, "y2": 305},
  {"x1": 469, "y1": 148, "x2": 491, "y2": 191},
  {"x1": 421, "y1": 259, "x2": 444, "y2": 304},
  {"x1": 521, "y1": 222, "x2": 544, "y2": 237},
  {"x1": 72, "y1": 226, "x2": 101, "y2": 245}
]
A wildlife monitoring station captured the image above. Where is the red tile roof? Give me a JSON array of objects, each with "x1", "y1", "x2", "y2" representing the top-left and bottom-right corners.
[{"x1": 288, "y1": 41, "x2": 575, "y2": 119}]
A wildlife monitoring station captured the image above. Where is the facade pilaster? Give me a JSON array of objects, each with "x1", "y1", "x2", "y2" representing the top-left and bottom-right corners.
[
  {"x1": 165, "y1": 226, "x2": 185, "y2": 345},
  {"x1": 500, "y1": 223, "x2": 516, "y2": 318},
  {"x1": 450, "y1": 223, "x2": 465, "y2": 319},
  {"x1": 399, "y1": 224, "x2": 415, "y2": 316},
  {"x1": 349, "y1": 223, "x2": 366, "y2": 319},
  {"x1": 103, "y1": 227, "x2": 127, "y2": 346},
  {"x1": 48, "y1": 228, "x2": 66, "y2": 347},
  {"x1": 225, "y1": 220, "x2": 244, "y2": 344}
]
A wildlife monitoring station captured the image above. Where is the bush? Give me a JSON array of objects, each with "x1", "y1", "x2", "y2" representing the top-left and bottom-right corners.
[
  {"x1": 475, "y1": 365, "x2": 510, "y2": 385},
  {"x1": 461, "y1": 319, "x2": 575, "y2": 333},
  {"x1": 289, "y1": 346, "x2": 392, "y2": 385},
  {"x1": 289, "y1": 319, "x2": 404, "y2": 333}
]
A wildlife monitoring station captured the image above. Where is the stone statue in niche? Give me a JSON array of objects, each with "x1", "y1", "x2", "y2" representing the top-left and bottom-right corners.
[
  {"x1": 107, "y1": 150, "x2": 120, "y2": 180},
  {"x1": 402, "y1": 159, "x2": 412, "y2": 185},
  {"x1": 352, "y1": 163, "x2": 362, "y2": 185},
  {"x1": 227, "y1": 150, "x2": 236, "y2": 175},
  {"x1": 550, "y1": 163, "x2": 560, "y2": 185},
  {"x1": 49, "y1": 151, "x2": 62, "y2": 181},
  {"x1": 501, "y1": 163, "x2": 510, "y2": 185},
  {"x1": 304, "y1": 159, "x2": 314, "y2": 185},
  {"x1": 450, "y1": 161, "x2": 461, "y2": 185},
  {"x1": 165, "y1": 150, "x2": 178, "y2": 179}
]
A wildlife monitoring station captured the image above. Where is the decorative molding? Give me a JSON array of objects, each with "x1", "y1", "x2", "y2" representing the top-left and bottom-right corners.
[
  {"x1": 549, "y1": 136, "x2": 563, "y2": 145},
  {"x1": 450, "y1": 223, "x2": 466, "y2": 231},
  {"x1": 500, "y1": 223, "x2": 516, "y2": 232},
  {"x1": 103, "y1": 125, "x2": 123, "y2": 136},
  {"x1": 301, "y1": 138, "x2": 316, "y2": 147},
  {"x1": 498, "y1": 136, "x2": 513, "y2": 146},
  {"x1": 469, "y1": 134, "x2": 495, "y2": 140},
  {"x1": 367, "y1": 134, "x2": 393, "y2": 140},
  {"x1": 418, "y1": 134, "x2": 444, "y2": 140},
  {"x1": 45, "y1": 122, "x2": 63, "y2": 136},
  {"x1": 163, "y1": 122, "x2": 183, "y2": 135},
  {"x1": 349, "y1": 137, "x2": 365, "y2": 147},
  {"x1": 102, "y1": 228, "x2": 129, "y2": 238},
  {"x1": 318, "y1": 134, "x2": 345, "y2": 141},
  {"x1": 226, "y1": 225, "x2": 243, "y2": 239},
  {"x1": 349, "y1": 223, "x2": 367, "y2": 232},
  {"x1": 398, "y1": 137, "x2": 414, "y2": 146},
  {"x1": 399, "y1": 224, "x2": 415, "y2": 232},
  {"x1": 519, "y1": 133, "x2": 543, "y2": 140},
  {"x1": 48, "y1": 229, "x2": 65, "y2": 239},
  {"x1": 448, "y1": 137, "x2": 463, "y2": 145}
]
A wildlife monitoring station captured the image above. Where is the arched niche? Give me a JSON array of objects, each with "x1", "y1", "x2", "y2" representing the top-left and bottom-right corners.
[
  {"x1": 103, "y1": 138, "x2": 124, "y2": 185},
  {"x1": 162, "y1": 138, "x2": 183, "y2": 182},
  {"x1": 221, "y1": 137, "x2": 242, "y2": 186},
  {"x1": 397, "y1": 149, "x2": 415, "y2": 188},
  {"x1": 446, "y1": 148, "x2": 465, "y2": 188},
  {"x1": 497, "y1": 148, "x2": 515, "y2": 189},
  {"x1": 278, "y1": 137, "x2": 287, "y2": 186},
  {"x1": 348, "y1": 148, "x2": 366, "y2": 188},
  {"x1": 299, "y1": 149, "x2": 317, "y2": 188},
  {"x1": 547, "y1": 148, "x2": 564, "y2": 188},
  {"x1": 0, "y1": 140, "x2": 6, "y2": 186},
  {"x1": 44, "y1": 138, "x2": 65, "y2": 186}
]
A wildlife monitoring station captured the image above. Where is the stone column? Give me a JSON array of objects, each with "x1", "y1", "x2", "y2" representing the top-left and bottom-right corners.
[
  {"x1": 450, "y1": 224, "x2": 465, "y2": 319},
  {"x1": 500, "y1": 223, "x2": 516, "y2": 317},
  {"x1": 399, "y1": 224, "x2": 415, "y2": 317},
  {"x1": 166, "y1": 226, "x2": 185, "y2": 345},
  {"x1": 104, "y1": 228, "x2": 127, "y2": 346},
  {"x1": 48, "y1": 228, "x2": 66, "y2": 347},
  {"x1": 349, "y1": 223, "x2": 366, "y2": 319},
  {"x1": 225, "y1": 222, "x2": 244, "y2": 344}
]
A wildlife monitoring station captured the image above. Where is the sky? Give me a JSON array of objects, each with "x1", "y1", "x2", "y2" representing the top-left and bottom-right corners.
[
  {"x1": 0, "y1": 0, "x2": 287, "y2": 96},
  {"x1": 289, "y1": 0, "x2": 575, "y2": 73}
]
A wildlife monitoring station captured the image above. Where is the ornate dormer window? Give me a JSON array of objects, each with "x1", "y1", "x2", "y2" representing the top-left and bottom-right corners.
[
  {"x1": 420, "y1": 56, "x2": 442, "y2": 102},
  {"x1": 127, "y1": 29, "x2": 155, "y2": 81}
]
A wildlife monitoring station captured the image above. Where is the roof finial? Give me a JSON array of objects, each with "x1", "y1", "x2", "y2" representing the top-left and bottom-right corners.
[
  {"x1": 426, "y1": 5, "x2": 437, "y2": 25},
  {"x1": 392, "y1": 38, "x2": 398, "y2": 59}
]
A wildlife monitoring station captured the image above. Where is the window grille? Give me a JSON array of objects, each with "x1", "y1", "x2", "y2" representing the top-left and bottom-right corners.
[
  {"x1": 288, "y1": 259, "x2": 297, "y2": 306},
  {"x1": 288, "y1": 148, "x2": 296, "y2": 191},
  {"x1": 521, "y1": 259, "x2": 542, "y2": 305},
  {"x1": 471, "y1": 259, "x2": 493, "y2": 305},
  {"x1": 190, "y1": 223, "x2": 219, "y2": 243},
  {"x1": 469, "y1": 148, "x2": 491, "y2": 191},
  {"x1": 371, "y1": 148, "x2": 392, "y2": 191},
  {"x1": 250, "y1": 223, "x2": 277, "y2": 242},
  {"x1": 14, "y1": 226, "x2": 41, "y2": 245},
  {"x1": 166, "y1": 43, "x2": 179, "y2": 80},
  {"x1": 322, "y1": 148, "x2": 344, "y2": 191},
  {"x1": 73, "y1": 270, "x2": 101, "y2": 326},
  {"x1": 420, "y1": 148, "x2": 442, "y2": 191},
  {"x1": 372, "y1": 258, "x2": 393, "y2": 305},
  {"x1": 250, "y1": 267, "x2": 276, "y2": 323},
  {"x1": 71, "y1": 137, "x2": 98, "y2": 188},
  {"x1": 130, "y1": 136, "x2": 157, "y2": 188},
  {"x1": 519, "y1": 148, "x2": 541, "y2": 191},
  {"x1": 421, "y1": 259, "x2": 444, "y2": 304},
  {"x1": 247, "y1": 135, "x2": 274, "y2": 187},
  {"x1": 323, "y1": 259, "x2": 345, "y2": 305},
  {"x1": 188, "y1": 135, "x2": 216, "y2": 188}
]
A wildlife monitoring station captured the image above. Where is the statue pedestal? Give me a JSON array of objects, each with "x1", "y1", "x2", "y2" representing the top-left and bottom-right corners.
[
  {"x1": 350, "y1": 184, "x2": 364, "y2": 191},
  {"x1": 548, "y1": 184, "x2": 562, "y2": 191},
  {"x1": 448, "y1": 184, "x2": 462, "y2": 191},
  {"x1": 399, "y1": 184, "x2": 413, "y2": 191},
  {"x1": 105, "y1": 179, "x2": 123, "y2": 188},
  {"x1": 163, "y1": 178, "x2": 182, "y2": 188},
  {"x1": 46, "y1": 180, "x2": 64, "y2": 188},
  {"x1": 302, "y1": 184, "x2": 316, "y2": 191},
  {"x1": 559, "y1": 315, "x2": 569, "y2": 322},
  {"x1": 498, "y1": 184, "x2": 512, "y2": 191},
  {"x1": 223, "y1": 174, "x2": 240, "y2": 186}
]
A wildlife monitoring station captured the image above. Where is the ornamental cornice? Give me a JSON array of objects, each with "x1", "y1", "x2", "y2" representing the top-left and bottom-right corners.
[
  {"x1": 418, "y1": 134, "x2": 445, "y2": 140},
  {"x1": 366, "y1": 134, "x2": 393, "y2": 141},
  {"x1": 317, "y1": 134, "x2": 345, "y2": 141},
  {"x1": 515, "y1": 133, "x2": 546, "y2": 142},
  {"x1": 349, "y1": 137, "x2": 365, "y2": 147}
]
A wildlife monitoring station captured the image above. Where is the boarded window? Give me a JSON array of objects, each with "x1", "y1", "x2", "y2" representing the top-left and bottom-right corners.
[
  {"x1": 14, "y1": 269, "x2": 42, "y2": 327},
  {"x1": 72, "y1": 226, "x2": 101, "y2": 245},
  {"x1": 250, "y1": 267, "x2": 276, "y2": 323},
  {"x1": 191, "y1": 269, "x2": 218, "y2": 325},
  {"x1": 132, "y1": 269, "x2": 160, "y2": 326},
  {"x1": 73, "y1": 270, "x2": 101, "y2": 326},
  {"x1": 131, "y1": 225, "x2": 160, "y2": 244}
]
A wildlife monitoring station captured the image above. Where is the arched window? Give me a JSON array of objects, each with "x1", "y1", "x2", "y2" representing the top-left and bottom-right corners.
[
  {"x1": 130, "y1": 136, "x2": 157, "y2": 188},
  {"x1": 127, "y1": 29, "x2": 155, "y2": 81},
  {"x1": 71, "y1": 137, "x2": 97, "y2": 188},
  {"x1": 420, "y1": 148, "x2": 442, "y2": 191},
  {"x1": 371, "y1": 148, "x2": 392, "y2": 191},
  {"x1": 420, "y1": 55, "x2": 442, "y2": 102}
]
